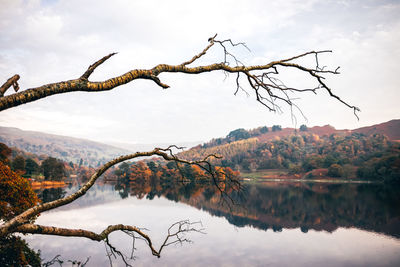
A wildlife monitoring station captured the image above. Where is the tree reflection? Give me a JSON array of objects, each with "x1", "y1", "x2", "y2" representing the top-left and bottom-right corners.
[
  {"x1": 35, "y1": 188, "x2": 67, "y2": 203},
  {"x1": 0, "y1": 236, "x2": 41, "y2": 266},
  {"x1": 123, "y1": 180, "x2": 400, "y2": 238}
]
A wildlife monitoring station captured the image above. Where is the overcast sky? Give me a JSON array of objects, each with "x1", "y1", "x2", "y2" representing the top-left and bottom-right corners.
[{"x1": 0, "y1": 0, "x2": 399, "y2": 145}]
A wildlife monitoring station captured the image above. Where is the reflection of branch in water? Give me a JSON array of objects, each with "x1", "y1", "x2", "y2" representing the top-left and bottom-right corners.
[
  {"x1": 104, "y1": 220, "x2": 204, "y2": 266},
  {"x1": 24, "y1": 220, "x2": 203, "y2": 267},
  {"x1": 42, "y1": 254, "x2": 90, "y2": 267},
  {"x1": 158, "y1": 220, "x2": 205, "y2": 255}
]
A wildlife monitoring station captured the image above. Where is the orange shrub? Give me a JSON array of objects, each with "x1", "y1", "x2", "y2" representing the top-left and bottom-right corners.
[{"x1": 0, "y1": 162, "x2": 40, "y2": 221}]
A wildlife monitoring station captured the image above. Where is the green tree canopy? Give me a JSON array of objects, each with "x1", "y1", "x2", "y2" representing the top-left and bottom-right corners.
[
  {"x1": 11, "y1": 156, "x2": 25, "y2": 173},
  {"x1": 227, "y1": 128, "x2": 250, "y2": 141},
  {"x1": 25, "y1": 158, "x2": 39, "y2": 176},
  {"x1": 299, "y1": 124, "x2": 308, "y2": 131},
  {"x1": 41, "y1": 157, "x2": 65, "y2": 181},
  {"x1": 272, "y1": 125, "x2": 282, "y2": 132},
  {"x1": 328, "y1": 164, "x2": 344, "y2": 177},
  {"x1": 260, "y1": 126, "x2": 269, "y2": 133}
]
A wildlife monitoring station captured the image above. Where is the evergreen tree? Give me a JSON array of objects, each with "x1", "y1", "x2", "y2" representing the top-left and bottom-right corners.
[
  {"x1": 299, "y1": 124, "x2": 308, "y2": 131},
  {"x1": 25, "y1": 158, "x2": 39, "y2": 176},
  {"x1": 12, "y1": 156, "x2": 25, "y2": 172}
]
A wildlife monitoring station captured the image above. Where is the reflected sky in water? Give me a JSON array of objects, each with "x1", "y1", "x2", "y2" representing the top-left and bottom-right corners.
[{"x1": 25, "y1": 183, "x2": 400, "y2": 266}]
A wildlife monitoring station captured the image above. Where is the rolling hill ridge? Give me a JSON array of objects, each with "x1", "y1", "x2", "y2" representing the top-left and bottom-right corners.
[{"x1": 0, "y1": 126, "x2": 131, "y2": 166}]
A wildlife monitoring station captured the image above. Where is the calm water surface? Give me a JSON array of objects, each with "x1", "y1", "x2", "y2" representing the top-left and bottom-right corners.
[{"x1": 25, "y1": 182, "x2": 400, "y2": 266}]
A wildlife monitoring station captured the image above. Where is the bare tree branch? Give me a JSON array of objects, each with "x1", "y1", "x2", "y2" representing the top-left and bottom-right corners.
[
  {"x1": 80, "y1": 53, "x2": 117, "y2": 80},
  {"x1": 42, "y1": 255, "x2": 63, "y2": 267},
  {"x1": 42, "y1": 254, "x2": 90, "y2": 267},
  {"x1": 0, "y1": 35, "x2": 359, "y2": 120},
  {"x1": 181, "y1": 33, "x2": 217, "y2": 66},
  {"x1": 0, "y1": 74, "x2": 20, "y2": 97}
]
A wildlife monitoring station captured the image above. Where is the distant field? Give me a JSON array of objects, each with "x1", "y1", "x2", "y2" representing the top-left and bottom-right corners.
[
  {"x1": 240, "y1": 169, "x2": 289, "y2": 180},
  {"x1": 240, "y1": 169, "x2": 374, "y2": 184}
]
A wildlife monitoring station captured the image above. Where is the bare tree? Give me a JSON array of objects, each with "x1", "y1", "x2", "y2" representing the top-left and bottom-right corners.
[{"x1": 0, "y1": 35, "x2": 358, "y2": 264}]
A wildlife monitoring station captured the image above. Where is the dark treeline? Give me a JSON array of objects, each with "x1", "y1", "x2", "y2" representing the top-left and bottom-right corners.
[
  {"x1": 1, "y1": 142, "x2": 66, "y2": 180},
  {"x1": 120, "y1": 180, "x2": 400, "y2": 238},
  {"x1": 204, "y1": 183, "x2": 400, "y2": 237}
]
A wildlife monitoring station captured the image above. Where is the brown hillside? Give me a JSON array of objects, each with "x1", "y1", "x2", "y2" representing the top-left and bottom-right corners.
[
  {"x1": 257, "y1": 128, "x2": 296, "y2": 142},
  {"x1": 256, "y1": 120, "x2": 399, "y2": 143},
  {"x1": 256, "y1": 125, "x2": 345, "y2": 142},
  {"x1": 353, "y1": 119, "x2": 400, "y2": 140},
  {"x1": 308, "y1": 125, "x2": 349, "y2": 136}
]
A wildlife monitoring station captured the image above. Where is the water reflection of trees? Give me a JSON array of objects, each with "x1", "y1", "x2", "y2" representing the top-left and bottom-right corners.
[
  {"x1": 0, "y1": 236, "x2": 41, "y2": 266},
  {"x1": 35, "y1": 188, "x2": 67, "y2": 203},
  {"x1": 121, "y1": 180, "x2": 400, "y2": 238}
]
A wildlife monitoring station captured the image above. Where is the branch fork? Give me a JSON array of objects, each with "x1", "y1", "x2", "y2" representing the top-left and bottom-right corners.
[{"x1": 0, "y1": 74, "x2": 20, "y2": 97}]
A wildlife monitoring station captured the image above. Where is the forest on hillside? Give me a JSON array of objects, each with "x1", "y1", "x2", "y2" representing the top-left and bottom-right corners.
[{"x1": 179, "y1": 126, "x2": 400, "y2": 183}]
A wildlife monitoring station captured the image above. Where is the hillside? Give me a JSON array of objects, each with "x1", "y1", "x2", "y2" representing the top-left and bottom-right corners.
[
  {"x1": 255, "y1": 120, "x2": 400, "y2": 143},
  {"x1": 353, "y1": 119, "x2": 400, "y2": 141},
  {"x1": 178, "y1": 119, "x2": 400, "y2": 181},
  {"x1": 199, "y1": 119, "x2": 399, "y2": 149},
  {"x1": 0, "y1": 126, "x2": 131, "y2": 166},
  {"x1": 256, "y1": 125, "x2": 350, "y2": 143}
]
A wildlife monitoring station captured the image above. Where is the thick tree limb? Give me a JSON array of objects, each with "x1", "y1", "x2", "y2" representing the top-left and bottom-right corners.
[{"x1": 0, "y1": 35, "x2": 359, "y2": 118}]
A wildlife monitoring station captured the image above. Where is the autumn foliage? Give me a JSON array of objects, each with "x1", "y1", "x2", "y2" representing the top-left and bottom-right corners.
[
  {"x1": 0, "y1": 161, "x2": 39, "y2": 221},
  {"x1": 113, "y1": 159, "x2": 240, "y2": 187},
  {"x1": 180, "y1": 128, "x2": 400, "y2": 182}
]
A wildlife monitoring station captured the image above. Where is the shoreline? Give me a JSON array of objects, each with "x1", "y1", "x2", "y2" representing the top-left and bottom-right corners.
[
  {"x1": 242, "y1": 177, "x2": 378, "y2": 184},
  {"x1": 30, "y1": 180, "x2": 66, "y2": 189}
]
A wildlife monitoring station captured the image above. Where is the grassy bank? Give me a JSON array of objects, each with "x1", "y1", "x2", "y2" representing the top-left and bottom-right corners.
[{"x1": 240, "y1": 169, "x2": 375, "y2": 184}]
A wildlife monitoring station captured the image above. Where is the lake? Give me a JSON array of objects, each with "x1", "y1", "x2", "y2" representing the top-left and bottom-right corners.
[{"x1": 24, "y1": 181, "x2": 400, "y2": 266}]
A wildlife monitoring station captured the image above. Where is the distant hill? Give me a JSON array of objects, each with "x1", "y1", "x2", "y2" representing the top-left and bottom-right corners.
[
  {"x1": 203, "y1": 119, "x2": 399, "y2": 148},
  {"x1": 353, "y1": 119, "x2": 400, "y2": 141},
  {"x1": 109, "y1": 141, "x2": 202, "y2": 154},
  {"x1": 256, "y1": 125, "x2": 350, "y2": 143},
  {"x1": 0, "y1": 126, "x2": 131, "y2": 166},
  {"x1": 256, "y1": 120, "x2": 400, "y2": 143}
]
